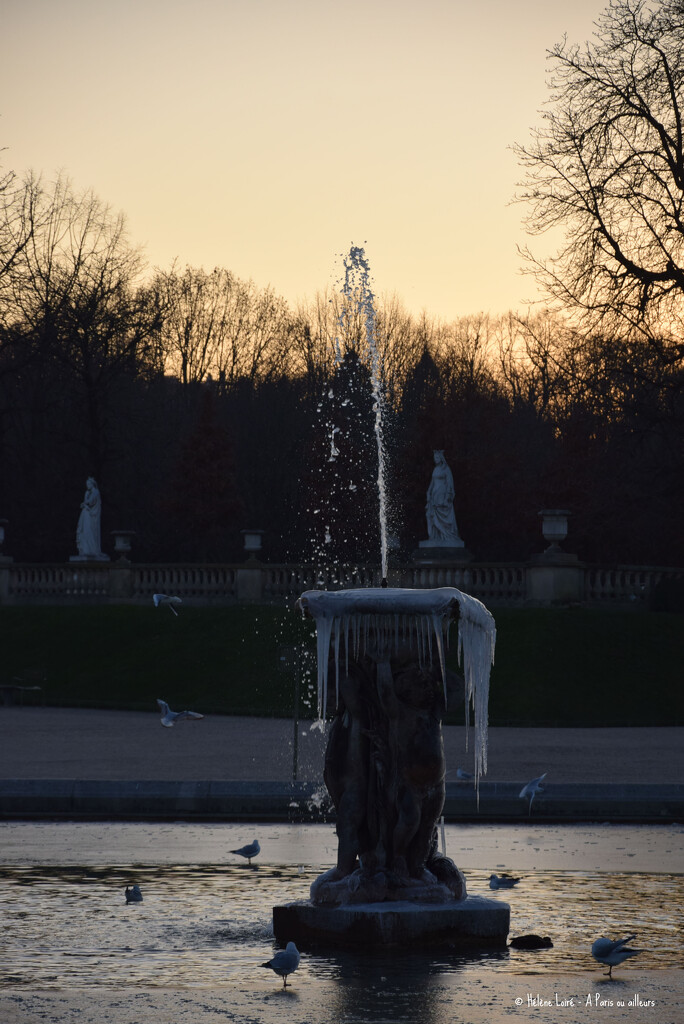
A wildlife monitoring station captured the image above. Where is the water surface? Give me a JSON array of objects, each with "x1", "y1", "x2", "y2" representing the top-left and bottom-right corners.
[{"x1": 1, "y1": 821, "x2": 682, "y2": 993}]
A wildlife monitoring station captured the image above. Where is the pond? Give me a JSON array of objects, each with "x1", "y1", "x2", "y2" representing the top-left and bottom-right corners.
[{"x1": 1, "y1": 821, "x2": 682, "y2": 1024}]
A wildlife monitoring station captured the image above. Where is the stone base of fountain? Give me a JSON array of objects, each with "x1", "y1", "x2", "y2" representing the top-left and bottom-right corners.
[{"x1": 273, "y1": 896, "x2": 509, "y2": 950}]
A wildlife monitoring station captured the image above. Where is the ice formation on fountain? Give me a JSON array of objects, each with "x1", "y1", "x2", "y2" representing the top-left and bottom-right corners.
[{"x1": 296, "y1": 586, "x2": 496, "y2": 790}]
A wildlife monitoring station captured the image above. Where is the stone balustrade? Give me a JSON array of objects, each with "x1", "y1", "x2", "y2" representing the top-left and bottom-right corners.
[
  {"x1": 399, "y1": 564, "x2": 527, "y2": 603},
  {"x1": 585, "y1": 566, "x2": 673, "y2": 603},
  {"x1": 0, "y1": 557, "x2": 681, "y2": 607}
]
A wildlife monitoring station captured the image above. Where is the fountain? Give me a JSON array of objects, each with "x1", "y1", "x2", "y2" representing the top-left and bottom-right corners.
[{"x1": 273, "y1": 248, "x2": 508, "y2": 949}]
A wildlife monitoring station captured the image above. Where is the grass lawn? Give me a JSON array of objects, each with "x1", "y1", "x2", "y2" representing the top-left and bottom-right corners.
[{"x1": 1, "y1": 603, "x2": 681, "y2": 727}]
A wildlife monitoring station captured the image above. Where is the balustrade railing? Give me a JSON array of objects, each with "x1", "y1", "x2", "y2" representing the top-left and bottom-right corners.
[
  {"x1": 402, "y1": 564, "x2": 527, "y2": 604},
  {"x1": 0, "y1": 558, "x2": 681, "y2": 606},
  {"x1": 585, "y1": 566, "x2": 682, "y2": 603},
  {"x1": 7, "y1": 564, "x2": 110, "y2": 599},
  {"x1": 132, "y1": 564, "x2": 238, "y2": 601}
]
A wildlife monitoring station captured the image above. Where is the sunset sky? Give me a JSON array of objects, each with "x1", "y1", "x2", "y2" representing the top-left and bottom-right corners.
[{"x1": 3, "y1": 0, "x2": 608, "y2": 322}]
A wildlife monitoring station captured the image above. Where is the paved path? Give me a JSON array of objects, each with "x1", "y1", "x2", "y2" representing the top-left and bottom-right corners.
[{"x1": 2, "y1": 706, "x2": 683, "y2": 784}]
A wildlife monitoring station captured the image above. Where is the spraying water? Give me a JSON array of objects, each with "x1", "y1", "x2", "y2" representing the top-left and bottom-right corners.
[{"x1": 335, "y1": 245, "x2": 391, "y2": 580}]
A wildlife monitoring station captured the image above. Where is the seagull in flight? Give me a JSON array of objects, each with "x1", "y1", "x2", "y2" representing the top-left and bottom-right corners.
[
  {"x1": 591, "y1": 934, "x2": 643, "y2": 978},
  {"x1": 231, "y1": 839, "x2": 260, "y2": 865},
  {"x1": 455, "y1": 767, "x2": 474, "y2": 781},
  {"x1": 489, "y1": 873, "x2": 521, "y2": 890},
  {"x1": 519, "y1": 772, "x2": 547, "y2": 814},
  {"x1": 156, "y1": 698, "x2": 204, "y2": 728},
  {"x1": 261, "y1": 941, "x2": 300, "y2": 987},
  {"x1": 153, "y1": 594, "x2": 182, "y2": 616},
  {"x1": 125, "y1": 884, "x2": 143, "y2": 903}
]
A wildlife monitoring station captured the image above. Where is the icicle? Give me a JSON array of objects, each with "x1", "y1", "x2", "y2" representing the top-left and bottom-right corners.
[
  {"x1": 333, "y1": 619, "x2": 341, "y2": 711},
  {"x1": 431, "y1": 612, "x2": 448, "y2": 703},
  {"x1": 343, "y1": 615, "x2": 350, "y2": 675},
  {"x1": 316, "y1": 614, "x2": 334, "y2": 721},
  {"x1": 455, "y1": 591, "x2": 496, "y2": 801}
]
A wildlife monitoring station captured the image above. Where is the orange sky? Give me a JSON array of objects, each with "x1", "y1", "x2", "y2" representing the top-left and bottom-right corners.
[{"x1": 2, "y1": 0, "x2": 608, "y2": 321}]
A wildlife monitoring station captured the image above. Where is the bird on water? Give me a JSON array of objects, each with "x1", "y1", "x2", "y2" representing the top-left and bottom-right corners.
[
  {"x1": 231, "y1": 839, "x2": 260, "y2": 865},
  {"x1": 261, "y1": 942, "x2": 300, "y2": 987}
]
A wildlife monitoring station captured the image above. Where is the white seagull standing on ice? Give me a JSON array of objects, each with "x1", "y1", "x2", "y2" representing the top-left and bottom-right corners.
[
  {"x1": 156, "y1": 698, "x2": 204, "y2": 728},
  {"x1": 591, "y1": 934, "x2": 643, "y2": 978},
  {"x1": 231, "y1": 839, "x2": 260, "y2": 865},
  {"x1": 153, "y1": 594, "x2": 182, "y2": 616},
  {"x1": 519, "y1": 772, "x2": 547, "y2": 814},
  {"x1": 261, "y1": 941, "x2": 300, "y2": 987}
]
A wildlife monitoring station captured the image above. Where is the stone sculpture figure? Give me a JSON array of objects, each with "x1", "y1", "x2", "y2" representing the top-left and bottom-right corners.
[
  {"x1": 322, "y1": 665, "x2": 375, "y2": 879},
  {"x1": 76, "y1": 477, "x2": 103, "y2": 558},
  {"x1": 312, "y1": 645, "x2": 467, "y2": 906},
  {"x1": 426, "y1": 450, "x2": 462, "y2": 545}
]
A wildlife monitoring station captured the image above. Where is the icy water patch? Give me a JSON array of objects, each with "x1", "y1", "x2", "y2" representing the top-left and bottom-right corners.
[
  {"x1": 1, "y1": 862, "x2": 682, "y2": 990},
  {"x1": 0, "y1": 822, "x2": 682, "y2": 993}
]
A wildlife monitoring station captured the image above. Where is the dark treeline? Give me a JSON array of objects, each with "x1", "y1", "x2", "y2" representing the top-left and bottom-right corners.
[{"x1": 1, "y1": 171, "x2": 682, "y2": 567}]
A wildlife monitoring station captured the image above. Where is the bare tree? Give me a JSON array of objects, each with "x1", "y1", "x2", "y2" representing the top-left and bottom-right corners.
[
  {"x1": 213, "y1": 278, "x2": 290, "y2": 385},
  {"x1": 372, "y1": 294, "x2": 424, "y2": 407},
  {"x1": 436, "y1": 314, "x2": 499, "y2": 393},
  {"x1": 495, "y1": 310, "x2": 578, "y2": 417},
  {"x1": 515, "y1": 0, "x2": 684, "y2": 347},
  {"x1": 0, "y1": 169, "x2": 46, "y2": 378},
  {"x1": 154, "y1": 265, "x2": 235, "y2": 387},
  {"x1": 2, "y1": 172, "x2": 161, "y2": 473},
  {"x1": 0, "y1": 165, "x2": 37, "y2": 284},
  {"x1": 155, "y1": 266, "x2": 291, "y2": 388}
]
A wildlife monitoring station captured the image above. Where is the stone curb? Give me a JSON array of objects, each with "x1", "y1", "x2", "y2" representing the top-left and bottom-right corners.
[
  {"x1": 443, "y1": 781, "x2": 684, "y2": 821},
  {"x1": 0, "y1": 780, "x2": 682, "y2": 822}
]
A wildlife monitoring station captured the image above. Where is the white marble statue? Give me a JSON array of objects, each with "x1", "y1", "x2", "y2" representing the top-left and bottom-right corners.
[
  {"x1": 75, "y1": 477, "x2": 104, "y2": 558},
  {"x1": 425, "y1": 450, "x2": 462, "y2": 545}
]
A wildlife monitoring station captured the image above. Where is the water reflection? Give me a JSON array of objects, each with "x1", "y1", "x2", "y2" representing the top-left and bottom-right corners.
[{"x1": 1, "y1": 863, "x2": 682, "y2": 993}]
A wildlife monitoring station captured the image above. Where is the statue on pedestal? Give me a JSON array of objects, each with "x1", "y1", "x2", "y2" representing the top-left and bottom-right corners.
[
  {"x1": 414, "y1": 451, "x2": 469, "y2": 560},
  {"x1": 72, "y1": 477, "x2": 108, "y2": 561},
  {"x1": 426, "y1": 450, "x2": 462, "y2": 545}
]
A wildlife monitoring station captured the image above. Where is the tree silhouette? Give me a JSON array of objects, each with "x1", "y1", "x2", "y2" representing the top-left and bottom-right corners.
[
  {"x1": 515, "y1": 0, "x2": 684, "y2": 346},
  {"x1": 163, "y1": 389, "x2": 243, "y2": 561}
]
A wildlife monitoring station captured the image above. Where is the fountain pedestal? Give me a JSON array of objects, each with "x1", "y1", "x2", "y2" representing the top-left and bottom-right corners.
[
  {"x1": 275, "y1": 587, "x2": 501, "y2": 950},
  {"x1": 273, "y1": 896, "x2": 509, "y2": 950}
]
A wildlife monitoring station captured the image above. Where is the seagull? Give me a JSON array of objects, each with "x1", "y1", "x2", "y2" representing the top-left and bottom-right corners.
[
  {"x1": 261, "y1": 941, "x2": 300, "y2": 987},
  {"x1": 231, "y1": 839, "x2": 260, "y2": 865},
  {"x1": 519, "y1": 772, "x2": 547, "y2": 814},
  {"x1": 456, "y1": 767, "x2": 474, "y2": 781},
  {"x1": 125, "y1": 884, "x2": 143, "y2": 903},
  {"x1": 156, "y1": 698, "x2": 204, "y2": 728},
  {"x1": 153, "y1": 593, "x2": 182, "y2": 616},
  {"x1": 489, "y1": 873, "x2": 521, "y2": 890},
  {"x1": 591, "y1": 934, "x2": 643, "y2": 978}
]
